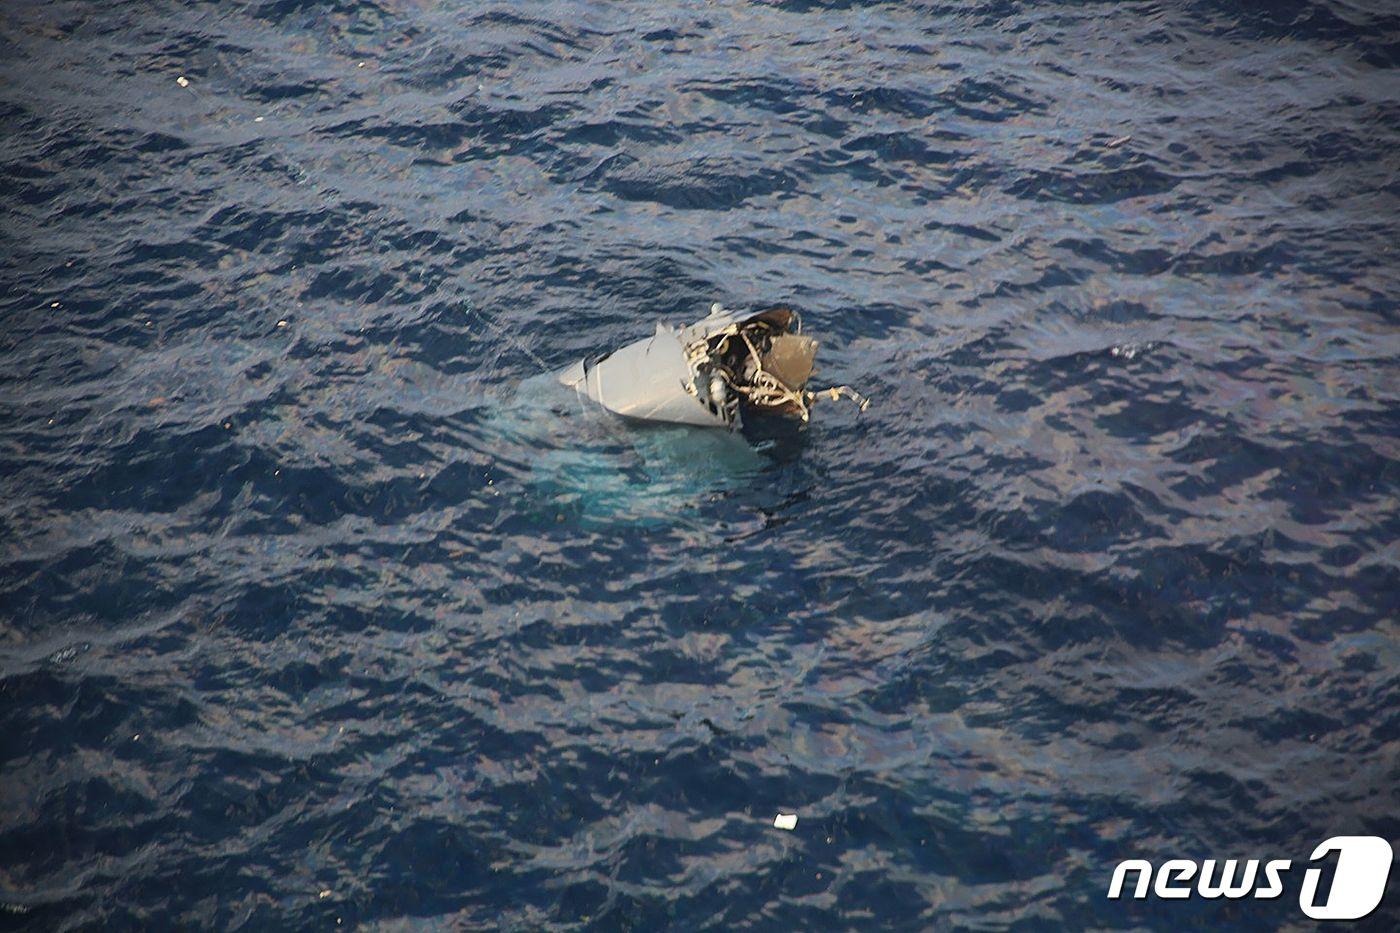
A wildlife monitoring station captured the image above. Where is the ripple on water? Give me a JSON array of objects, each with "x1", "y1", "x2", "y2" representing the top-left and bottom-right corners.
[{"x1": 1, "y1": 0, "x2": 1399, "y2": 928}]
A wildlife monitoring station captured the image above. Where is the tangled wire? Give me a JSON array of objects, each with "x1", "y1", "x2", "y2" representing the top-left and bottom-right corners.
[{"x1": 684, "y1": 319, "x2": 868, "y2": 424}]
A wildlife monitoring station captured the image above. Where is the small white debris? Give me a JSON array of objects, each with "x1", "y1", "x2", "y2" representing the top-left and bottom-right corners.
[
  {"x1": 276, "y1": 319, "x2": 288, "y2": 327},
  {"x1": 132, "y1": 734, "x2": 140, "y2": 741},
  {"x1": 176, "y1": 75, "x2": 190, "y2": 88},
  {"x1": 254, "y1": 116, "x2": 264, "y2": 123},
  {"x1": 50, "y1": 301, "x2": 59, "y2": 308},
  {"x1": 357, "y1": 61, "x2": 366, "y2": 68},
  {"x1": 319, "y1": 890, "x2": 332, "y2": 899},
  {"x1": 1106, "y1": 134, "x2": 1132, "y2": 148},
  {"x1": 773, "y1": 813, "x2": 798, "y2": 831}
]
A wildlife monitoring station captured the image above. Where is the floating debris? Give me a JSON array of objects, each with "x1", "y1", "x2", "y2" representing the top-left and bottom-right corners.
[
  {"x1": 1110, "y1": 341, "x2": 1152, "y2": 360},
  {"x1": 1105, "y1": 134, "x2": 1132, "y2": 148},
  {"x1": 176, "y1": 75, "x2": 190, "y2": 88},
  {"x1": 558, "y1": 303, "x2": 867, "y2": 430},
  {"x1": 773, "y1": 813, "x2": 798, "y2": 831}
]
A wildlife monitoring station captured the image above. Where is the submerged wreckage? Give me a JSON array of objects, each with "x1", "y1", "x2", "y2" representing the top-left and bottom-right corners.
[{"x1": 557, "y1": 303, "x2": 867, "y2": 430}]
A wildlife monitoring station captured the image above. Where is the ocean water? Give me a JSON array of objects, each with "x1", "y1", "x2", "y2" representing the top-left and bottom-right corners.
[{"x1": 2, "y1": 1, "x2": 1399, "y2": 929}]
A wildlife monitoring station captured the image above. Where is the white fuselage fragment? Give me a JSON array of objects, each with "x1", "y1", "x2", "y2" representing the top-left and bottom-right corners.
[{"x1": 558, "y1": 304, "x2": 812, "y2": 430}]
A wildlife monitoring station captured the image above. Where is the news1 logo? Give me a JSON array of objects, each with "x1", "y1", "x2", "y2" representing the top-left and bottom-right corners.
[{"x1": 1108, "y1": 836, "x2": 1393, "y2": 920}]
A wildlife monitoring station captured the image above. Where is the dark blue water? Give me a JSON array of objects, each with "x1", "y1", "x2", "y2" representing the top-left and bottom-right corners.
[{"x1": 3, "y1": 1, "x2": 1399, "y2": 929}]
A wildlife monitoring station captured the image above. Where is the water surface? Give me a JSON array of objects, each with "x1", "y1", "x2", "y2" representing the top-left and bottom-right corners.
[{"x1": 2, "y1": 1, "x2": 1399, "y2": 929}]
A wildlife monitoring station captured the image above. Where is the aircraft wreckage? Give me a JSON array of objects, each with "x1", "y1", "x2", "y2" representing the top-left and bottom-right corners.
[{"x1": 556, "y1": 303, "x2": 867, "y2": 430}]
